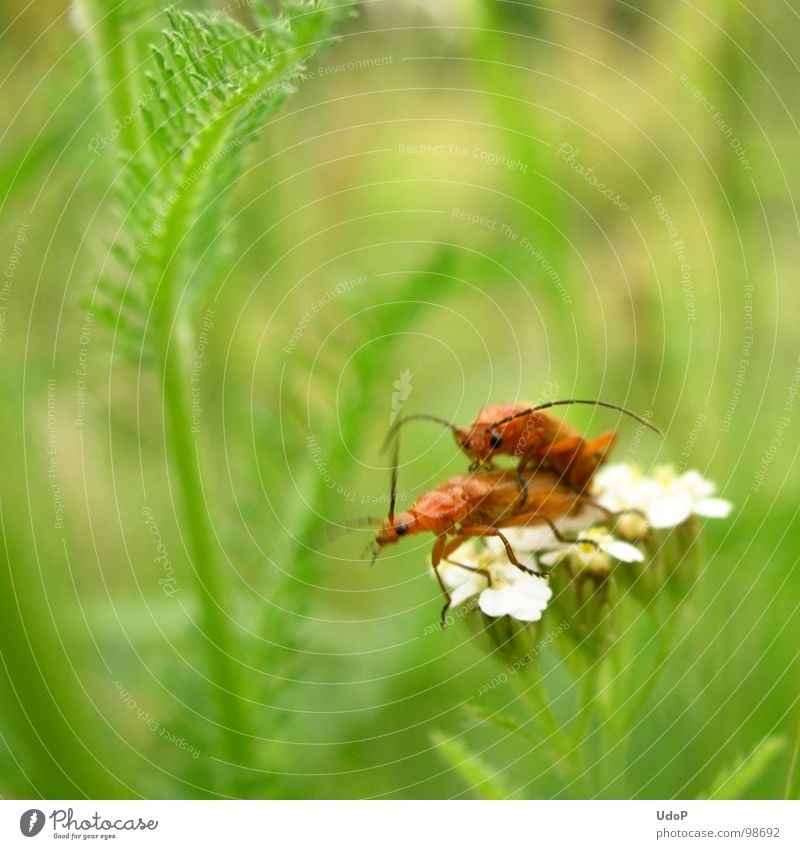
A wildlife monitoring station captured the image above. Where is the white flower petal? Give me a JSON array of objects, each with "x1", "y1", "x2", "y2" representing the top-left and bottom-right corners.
[
  {"x1": 694, "y1": 497, "x2": 733, "y2": 519},
  {"x1": 538, "y1": 548, "x2": 566, "y2": 567},
  {"x1": 437, "y1": 560, "x2": 487, "y2": 607},
  {"x1": 646, "y1": 494, "x2": 693, "y2": 528},
  {"x1": 438, "y1": 562, "x2": 473, "y2": 591},
  {"x1": 508, "y1": 595, "x2": 548, "y2": 622},
  {"x1": 478, "y1": 585, "x2": 520, "y2": 618},
  {"x1": 480, "y1": 536, "x2": 508, "y2": 556},
  {"x1": 448, "y1": 576, "x2": 485, "y2": 607},
  {"x1": 600, "y1": 538, "x2": 645, "y2": 563},
  {"x1": 458, "y1": 552, "x2": 555, "y2": 621},
  {"x1": 490, "y1": 561, "x2": 521, "y2": 582},
  {"x1": 501, "y1": 526, "x2": 558, "y2": 551},
  {"x1": 494, "y1": 561, "x2": 551, "y2": 592},
  {"x1": 514, "y1": 575, "x2": 553, "y2": 603},
  {"x1": 679, "y1": 470, "x2": 716, "y2": 499}
]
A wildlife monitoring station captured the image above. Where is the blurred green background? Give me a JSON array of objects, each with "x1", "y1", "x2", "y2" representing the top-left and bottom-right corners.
[{"x1": 1, "y1": 0, "x2": 799, "y2": 799}]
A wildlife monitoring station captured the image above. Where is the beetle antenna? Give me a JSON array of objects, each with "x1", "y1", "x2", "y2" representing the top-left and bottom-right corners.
[
  {"x1": 362, "y1": 539, "x2": 382, "y2": 564},
  {"x1": 381, "y1": 413, "x2": 457, "y2": 454},
  {"x1": 490, "y1": 399, "x2": 661, "y2": 434},
  {"x1": 321, "y1": 516, "x2": 382, "y2": 546},
  {"x1": 388, "y1": 430, "x2": 400, "y2": 523},
  {"x1": 339, "y1": 516, "x2": 384, "y2": 529}
]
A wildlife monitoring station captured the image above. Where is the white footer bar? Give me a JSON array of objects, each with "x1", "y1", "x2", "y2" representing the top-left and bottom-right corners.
[{"x1": 2, "y1": 800, "x2": 797, "y2": 848}]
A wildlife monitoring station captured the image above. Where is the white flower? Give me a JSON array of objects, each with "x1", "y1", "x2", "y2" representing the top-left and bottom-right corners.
[
  {"x1": 478, "y1": 562, "x2": 553, "y2": 621},
  {"x1": 592, "y1": 464, "x2": 733, "y2": 530},
  {"x1": 497, "y1": 513, "x2": 598, "y2": 552},
  {"x1": 438, "y1": 538, "x2": 552, "y2": 622},
  {"x1": 538, "y1": 526, "x2": 644, "y2": 570}
]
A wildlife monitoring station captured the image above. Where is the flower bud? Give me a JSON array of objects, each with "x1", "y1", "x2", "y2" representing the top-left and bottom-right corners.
[{"x1": 617, "y1": 510, "x2": 650, "y2": 541}]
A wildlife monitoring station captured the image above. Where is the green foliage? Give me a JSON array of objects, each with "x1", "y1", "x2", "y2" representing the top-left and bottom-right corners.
[
  {"x1": 75, "y1": 0, "x2": 353, "y2": 797},
  {"x1": 703, "y1": 737, "x2": 786, "y2": 800},
  {"x1": 430, "y1": 731, "x2": 511, "y2": 800},
  {"x1": 3, "y1": 0, "x2": 800, "y2": 801},
  {"x1": 73, "y1": 0, "x2": 152, "y2": 152},
  {"x1": 90, "y1": 1, "x2": 351, "y2": 359}
]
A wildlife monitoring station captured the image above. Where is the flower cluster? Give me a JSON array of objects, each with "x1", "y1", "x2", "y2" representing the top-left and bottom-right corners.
[
  {"x1": 437, "y1": 464, "x2": 732, "y2": 623},
  {"x1": 593, "y1": 464, "x2": 733, "y2": 532}
]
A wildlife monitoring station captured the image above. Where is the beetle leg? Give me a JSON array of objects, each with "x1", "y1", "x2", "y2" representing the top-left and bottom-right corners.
[
  {"x1": 457, "y1": 525, "x2": 546, "y2": 578},
  {"x1": 443, "y1": 558, "x2": 491, "y2": 581},
  {"x1": 430, "y1": 534, "x2": 454, "y2": 625},
  {"x1": 534, "y1": 515, "x2": 601, "y2": 555},
  {"x1": 576, "y1": 494, "x2": 616, "y2": 521}
]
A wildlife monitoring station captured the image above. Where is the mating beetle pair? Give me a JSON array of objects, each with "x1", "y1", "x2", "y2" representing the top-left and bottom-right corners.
[{"x1": 365, "y1": 399, "x2": 658, "y2": 617}]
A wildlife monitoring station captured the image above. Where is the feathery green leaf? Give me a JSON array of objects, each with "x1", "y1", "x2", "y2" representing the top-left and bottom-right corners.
[{"x1": 88, "y1": 1, "x2": 352, "y2": 356}]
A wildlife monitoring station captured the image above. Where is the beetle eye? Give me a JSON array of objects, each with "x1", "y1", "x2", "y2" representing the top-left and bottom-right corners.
[
  {"x1": 489, "y1": 430, "x2": 503, "y2": 449},
  {"x1": 395, "y1": 523, "x2": 408, "y2": 537}
]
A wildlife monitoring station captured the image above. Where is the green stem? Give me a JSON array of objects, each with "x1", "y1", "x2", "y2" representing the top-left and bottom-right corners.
[
  {"x1": 79, "y1": 0, "x2": 145, "y2": 155},
  {"x1": 511, "y1": 655, "x2": 595, "y2": 794},
  {"x1": 572, "y1": 658, "x2": 603, "y2": 745},
  {"x1": 568, "y1": 665, "x2": 601, "y2": 796},
  {"x1": 160, "y1": 322, "x2": 246, "y2": 793},
  {"x1": 619, "y1": 643, "x2": 669, "y2": 736},
  {"x1": 144, "y1": 22, "x2": 347, "y2": 791}
]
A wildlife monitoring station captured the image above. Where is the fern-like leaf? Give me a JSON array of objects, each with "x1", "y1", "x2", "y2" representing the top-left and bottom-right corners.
[
  {"x1": 703, "y1": 736, "x2": 785, "y2": 800},
  {"x1": 430, "y1": 731, "x2": 512, "y2": 800},
  {"x1": 90, "y1": 0, "x2": 352, "y2": 357}
]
